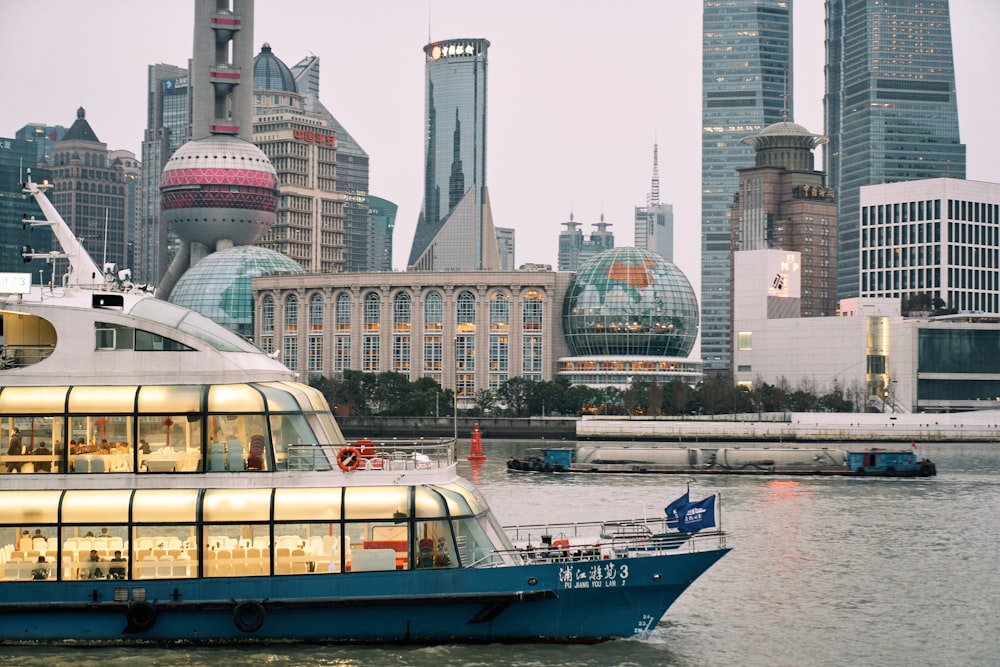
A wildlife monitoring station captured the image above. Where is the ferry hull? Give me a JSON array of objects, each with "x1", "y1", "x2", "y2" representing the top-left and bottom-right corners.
[{"x1": 0, "y1": 548, "x2": 729, "y2": 644}]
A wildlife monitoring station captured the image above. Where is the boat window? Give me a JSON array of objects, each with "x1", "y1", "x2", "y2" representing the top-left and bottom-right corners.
[
  {"x1": 441, "y1": 480, "x2": 489, "y2": 515},
  {"x1": 1, "y1": 416, "x2": 63, "y2": 474},
  {"x1": 0, "y1": 386, "x2": 70, "y2": 414},
  {"x1": 270, "y1": 414, "x2": 324, "y2": 470},
  {"x1": 133, "y1": 526, "x2": 197, "y2": 579},
  {"x1": 208, "y1": 384, "x2": 265, "y2": 413},
  {"x1": 137, "y1": 385, "x2": 203, "y2": 413},
  {"x1": 414, "y1": 486, "x2": 449, "y2": 519},
  {"x1": 204, "y1": 526, "x2": 271, "y2": 577},
  {"x1": 2, "y1": 526, "x2": 57, "y2": 581},
  {"x1": 343, "y1": 486, "x2": 410, "y2": 521},
  {"x1": 430, "y1": 484, "x2": 476, "y2": 518},
  {"x1": 133, "y1": 490, "x2": 199, "y2": 523},
  {"x1": 61, "y1": 490, "x2": 131, "y2": 524},
  {"x1": 207, "y1": 414, "x2": 268, "y2": 472},
  {"x1": 203, "y1": 489, "x2": 272, "y2": 523},
  {"x1": 453, "y1": 516, "x2": 508, "y2": 567},
  {"x1": 413, "y1": 520, "x2": 456, "y2": 569},
  {"x1": 130, "y1": 298, "x2": 259, "y2": 353},
  {"x1": 68, "y1": 385, "x2": 139, "y2": 413},
  {"x1": 255, "y1": 383, "x2": 301, "y2": 412},
  {"x1": 0, "y1": 490, "x2": 61, "y2": 524},
  {"x1": 69, "y1": 415, "x2": 133, "y2": 473},
  {"x1": 273, "y1": 487, "x2": 342, "y2": 522},
  {"x1": 61, "y1": 525, "x2": 128, "y2": 581},
  {"x1": 273, "y1": 524, "x2": 340, "y2": 574},
  {"x1": 344, "y1": 521, "x2": 408, "y2": 572},
  {"x1": 138, "y1": 414, "x2": 202, "y2": 473}
]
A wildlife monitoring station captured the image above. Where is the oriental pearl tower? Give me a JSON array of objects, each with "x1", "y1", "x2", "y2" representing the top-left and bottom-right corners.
[{"x1": 157, "y1": 0, "x2": 282, "y2": 302}]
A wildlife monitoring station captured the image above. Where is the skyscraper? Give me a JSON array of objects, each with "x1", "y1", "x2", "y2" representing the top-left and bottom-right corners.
[
  {"x1": 634, "y1": 144, "x2": 674, "y2": 261},
  {"x1": 409, "y1": 38, "x2": 500, "y2": 271},
  {"x1": 825, "y1": 0, "x2": 966, "y2": 300},
  {"x1": 139, "y1": 64, "x2": 190, "y2": 285},
  {"x1": 701, "y1": 0, "x2": 792, "y2": 377}
]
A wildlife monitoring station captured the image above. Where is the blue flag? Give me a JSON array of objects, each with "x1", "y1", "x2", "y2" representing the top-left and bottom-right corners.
[
  {"x1": 664, "y1": 490, "x2": 690, "y2": 528},
  {"x1": 677, "y1": 494, "x2": 717, "y2": 533}
]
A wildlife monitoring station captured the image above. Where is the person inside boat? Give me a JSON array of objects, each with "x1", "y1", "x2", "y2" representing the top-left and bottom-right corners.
[
  {"x1": 139, "y1": 439, "x2": 150, "y2": 455},
  {"x1": 31, "y1": 556, "x2": 49, "y2": 580},
  {"x1": 109, "y1": 550, "x2": 127, "y2": 579},
  {"x1": 86, "y1": 549, "x2": 104, "y2": 579},
  {"x1": 34, "y1": 441, "x2": 51, "y2": 472},
  {"x1": 417, "y1": 538, "x2": 434, "y2": 568},
  {"x1": 7, "y1": 427, "x2": 22, "y2": 472}
]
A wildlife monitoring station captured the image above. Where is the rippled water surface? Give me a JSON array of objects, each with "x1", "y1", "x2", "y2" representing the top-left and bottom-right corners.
[{"x1": 2, "y1": 440, "x2": 998, "y2": 666}]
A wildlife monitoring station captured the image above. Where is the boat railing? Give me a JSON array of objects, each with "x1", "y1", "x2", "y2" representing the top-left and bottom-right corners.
[
  {"x1": 0, "y1": 345, "x2": 55, "y2": 369},
  {"x1": 286, "y1": 438, "x2": 456, "y2": 471},
  {"x1": 494, "y1": 517, "x2": 727, "y2": 566}
]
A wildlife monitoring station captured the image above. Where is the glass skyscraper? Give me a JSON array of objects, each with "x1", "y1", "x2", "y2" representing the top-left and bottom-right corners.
[
  {"x1": 825, "y1": 0, "x2": 966, "y2": 300},
  {"x1": 701, "y1": 0, "x2": 792, "y2": 376},
  {"x1": 409, "y1": 38, "x2": 500, "y2": 271}
]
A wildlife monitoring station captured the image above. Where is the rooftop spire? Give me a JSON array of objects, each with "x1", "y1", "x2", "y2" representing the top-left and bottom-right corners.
[{"x1": 648, "y1": 143, "x2": 660, "y2": 206}]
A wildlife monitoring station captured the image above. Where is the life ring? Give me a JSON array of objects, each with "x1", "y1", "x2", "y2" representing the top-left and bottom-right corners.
[
  {"x1": 337, "y1": 446, "x2": 360, "y2": 472},
  {"x1": 233, "y1": 600, "x2": 267, "y2": 633},
  {"x1": 124, "y1": 600, "x2": 158, "y2": 633}
]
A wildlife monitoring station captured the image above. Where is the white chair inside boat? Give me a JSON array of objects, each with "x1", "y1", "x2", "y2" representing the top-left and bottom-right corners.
[
  {"x1": 46, "y1": 537, "x2": 57, "y2": 552},
  {"x1": 156, "y1": 557, "x2": 174, "y2": 578},
  {"x1": 1, "y1": 564, "x2": 17, "y2": 580},
  {"x1": 278, "y1": 535, "x2": 298, "y2": 550},
  {"x1": 172, "y1": 557, "x2": 190, "y2": 578},
  {"x1": 136, "y1": 538, "x2": 153, "y2": 552},
  {"x1": 252, "y1": 536, "x2": 270, "y2": 549},
  {"x1": 227, "y1": 440, "x2": 245, "y2": 471},
  {"x1": 108, "y1": 537, "x2": 124, "y2": 552},
  {"x1": 135, "y1": 558, "x2": 155, "y2": 579},
  {"x1": 244, "y1": 547, "x2": 264, "y2": 576},
  {"x1": 93, "y1": 537, "x2": 109, "y2": 551},
  {"x1": 32, "y1": 538, "x2": 46, "y2": 551},
  {"x1": 209, "y1": 443, "x2": 227, "y2": 471},
  {"x1": 88, "y1": 458, "x2": 105, "y2": 473},
  {"x1": 289, "y1": 548, "x2": 308, "y2": 574},
  {"x1": 74, "y1": 458, "x2": 89, "y2": 473}
]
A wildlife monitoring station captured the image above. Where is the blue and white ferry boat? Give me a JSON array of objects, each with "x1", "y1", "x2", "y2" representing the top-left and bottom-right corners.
[{"x1": 0, "y1": 175, "x2": 729, "y2": 644}]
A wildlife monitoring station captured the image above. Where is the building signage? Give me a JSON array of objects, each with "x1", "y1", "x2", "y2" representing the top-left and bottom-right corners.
[
  {"x1": 429, "y1": 42, "x2": 479, "y2": 60},
  {"x1": 0, "y1": 273, "x2": 31, "y2": 294},
  {"x1": 768, "y1": 252, "x2": 801, "y2": 298},
  {"x1": 293, "y1": 128, "x2": 336, "y2": 146}
]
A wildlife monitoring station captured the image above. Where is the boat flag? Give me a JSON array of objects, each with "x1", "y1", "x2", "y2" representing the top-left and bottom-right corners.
[
  {"x1": 664, "y1": 489, "x2": 690, "y2": 528},
  {"x1": 911, "y1": 441, "x2": 917, "y2": 450},
  {"x1": 676, "y1": 494, "x2": 718, "y2": 533}
]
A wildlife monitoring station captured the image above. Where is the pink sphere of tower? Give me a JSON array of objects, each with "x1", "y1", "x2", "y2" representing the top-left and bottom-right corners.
[{"x1": 160, "y1": 135, "x2": 278, "y2": 247}]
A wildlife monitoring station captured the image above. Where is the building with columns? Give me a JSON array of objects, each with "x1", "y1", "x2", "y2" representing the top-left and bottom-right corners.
[{"x1": 252, "y1": 270, "x2": 574, "y2": 398}]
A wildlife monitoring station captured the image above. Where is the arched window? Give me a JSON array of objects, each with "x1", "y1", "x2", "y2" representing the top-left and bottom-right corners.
[
  {"x1": 523, "y1": 290, "x2": 544, "y2": 331},
  {"x1": 284, "y1": 294, "x2": 298, "y2": 332},
  {"x1": 309, "y1": 293, "x2": 324, "y2": 331},
  {"x1": 489, "y1": 291, "x2": 509, "y2": 331},
  {"x1": 364, "y1": 292, "x2": 381, "y2": 331},
  {"x1": 261, "y1": 295, "x2": 275, "y2": 335},
  {"x1": 424, "y1": 291, "x2": 442, "y2": 330},
  {"x1": 336, "y1": 293, "x2": 351, "y2": 330},
  {"x1": 393, "y1": 292, "x2": 411, "y2": 331},
  {"x1": 457, "y1": 290, "x2": 476, "y2": 332}
]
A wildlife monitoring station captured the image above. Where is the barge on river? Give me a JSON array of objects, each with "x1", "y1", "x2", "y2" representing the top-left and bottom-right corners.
[
  {"x1": 508, "y1": 445, "x2": 936, "y2": 477},
  {"x1": 0, "y1": 175, "x2": 729, "y2": 645}
]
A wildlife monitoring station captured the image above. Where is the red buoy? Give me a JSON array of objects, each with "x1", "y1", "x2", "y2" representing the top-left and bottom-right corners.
[{"x1": 468, "y1": 423, "x2": 486, "y2": 461}]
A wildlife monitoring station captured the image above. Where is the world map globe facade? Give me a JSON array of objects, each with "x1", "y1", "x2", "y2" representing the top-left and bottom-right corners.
[{"x1": 562, "y1": 247, "x2": 699, "y2": 357}]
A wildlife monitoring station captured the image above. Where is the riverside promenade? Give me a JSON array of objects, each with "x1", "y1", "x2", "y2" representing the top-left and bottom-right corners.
[{"x1": 577, "y1": 410, "x2": 1000, "y2": 443}]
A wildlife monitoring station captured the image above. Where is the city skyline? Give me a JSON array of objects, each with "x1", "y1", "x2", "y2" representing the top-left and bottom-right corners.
[{"x1": 2, "y1": 0, "x2": 998, "y2": 307}]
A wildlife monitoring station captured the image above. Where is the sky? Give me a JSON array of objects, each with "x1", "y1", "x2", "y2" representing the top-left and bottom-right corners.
[{"x1": 2, "y1": 0, "x2": 999, "y2": 296}]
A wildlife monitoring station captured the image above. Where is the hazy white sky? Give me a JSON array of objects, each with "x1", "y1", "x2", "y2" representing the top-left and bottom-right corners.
[{"x1": 2, "y1": 0, "x2": 998, "y2": 293}]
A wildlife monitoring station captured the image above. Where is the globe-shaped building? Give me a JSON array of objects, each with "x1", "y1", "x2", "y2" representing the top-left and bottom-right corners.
[
  {"x1": 169, "y1": 245, "x2": 303, "y2": 340},
  {"x1": 563, "y1": 247, "x2": 698, "y2": 356},
  {"x1": 160, "y1": 134, "x2": 278, "y2": 248}
]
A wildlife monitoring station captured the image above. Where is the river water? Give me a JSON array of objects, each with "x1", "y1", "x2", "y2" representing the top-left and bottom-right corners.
[{"x1": 2, "y1": 440, "x2": 998, "y2": 666}]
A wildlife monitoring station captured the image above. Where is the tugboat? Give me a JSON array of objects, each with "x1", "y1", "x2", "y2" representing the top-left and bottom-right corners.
[{"x1": 0, "y1": 175, "x2": 730, "y2": 644}]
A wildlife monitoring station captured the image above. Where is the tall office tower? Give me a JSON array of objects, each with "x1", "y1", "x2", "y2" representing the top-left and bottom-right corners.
[
  {"x1": 496, "y1": 227, "x2": 515, "y2": 270},
  {"x1": 701, "y1": 0, "x2": 792, "y2": 377},
  {"x1": 731, "y1": 122, "x2": 837, "y2": 317},
  {"x1": 292, "y1": 55, "x2": 371, "y2": 272},
  {"x1": 139, "y1": 63, "x2": 191, "y2": 286},
  {"x1": 409, "y1": 38, "x2": 501, "y2": 271},
  {"x1": 50, "y1": 108, "x2": 129, "y2": 272},
  {"x1": 825, "y1": 0, "x2": 966, "y2": 300},
  {"x1": 366, "y1": 195, "x2": 396, "y2": 272},
  {"x1": 0, "y1": 137, "x2": 51, "y2": 280},
  {"x1": 14, "y1": 124, "x2": 66, "y2": 167},
  {"x1": 252, "y1": 44, "x2": 345, "y2": 272},
  {"x1": 634, "y1": 144, "x2": 674, "y2": 261},
  {"x1": 109, "y1": 150, "x2": 141, "y2": 274},
  {"x1": 557, "y1": 215, "x2": 615, "y2": 272}
]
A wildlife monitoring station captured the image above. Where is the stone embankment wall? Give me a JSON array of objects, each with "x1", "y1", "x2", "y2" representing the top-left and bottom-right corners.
[{"x1": 337, "y1": 416, "x2": 576, "y2": 440}]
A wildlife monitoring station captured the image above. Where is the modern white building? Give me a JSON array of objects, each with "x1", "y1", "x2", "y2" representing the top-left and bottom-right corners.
[
  {"x1": 859, "y1": 178, "x2": 1000, "y2": 315},
  {"x1": 733, "y1": 247, "x2": 1000, "y2": 413}
]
